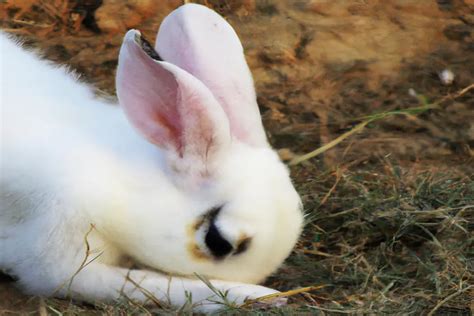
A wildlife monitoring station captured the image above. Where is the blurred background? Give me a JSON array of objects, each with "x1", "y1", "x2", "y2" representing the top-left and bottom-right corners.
[{"x1": 1, "y1": 0, "x2": 473, "y2": 314}]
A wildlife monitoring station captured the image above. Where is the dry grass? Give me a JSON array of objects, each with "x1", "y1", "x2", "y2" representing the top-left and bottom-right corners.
[{"x1": 283, "y1": 161, "x2": 473, "y2": 315}]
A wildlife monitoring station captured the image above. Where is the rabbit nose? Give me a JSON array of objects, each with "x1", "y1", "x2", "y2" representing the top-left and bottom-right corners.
[{"x1": 205, "y1": 220, "x2": 233, "y2": 258}]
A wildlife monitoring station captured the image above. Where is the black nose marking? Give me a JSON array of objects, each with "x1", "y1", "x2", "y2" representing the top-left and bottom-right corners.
[
  {"x1": 205, "y1": 220, "x2": 233, "y2": 258},
  {"x1": 203, "y1": 206, "x2": 241, "y2": 258}
]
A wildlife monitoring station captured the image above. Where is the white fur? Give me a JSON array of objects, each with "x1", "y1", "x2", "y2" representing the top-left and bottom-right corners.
[
  {"x1": 0, "y1": 4, "x2": 303, "y2": 312},
  {"x1": 156, "y1": 3, "x2": 267, "y2": 146}
]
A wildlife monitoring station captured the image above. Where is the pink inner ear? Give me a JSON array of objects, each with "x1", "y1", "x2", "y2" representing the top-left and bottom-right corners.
[
  {"x1": 155, "y1": 4, "x2": 269, "y2": 147},
  {"x1": 116, "y1": 30, "x2": 230, "y2": 160},
  {"x1": 117, "y1": 48, "x2": 181, "y2": 151}
]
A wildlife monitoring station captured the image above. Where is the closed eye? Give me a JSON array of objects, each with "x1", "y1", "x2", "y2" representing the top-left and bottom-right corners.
[{"x1": 234, "y1": 237, "x2": 251, "y2": 255}]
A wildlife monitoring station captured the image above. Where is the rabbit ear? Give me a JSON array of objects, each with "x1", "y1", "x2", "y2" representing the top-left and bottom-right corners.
[
  {"x1": 116, "y1": 30, "x2": 231, "y2": 173},
  {"x1": 155, "y1": 4, "x2": 268, "y2": 147}
]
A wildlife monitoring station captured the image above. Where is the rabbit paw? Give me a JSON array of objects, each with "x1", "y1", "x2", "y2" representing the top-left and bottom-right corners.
[{"x1": 197, "y1": 283, "x2": 286, "y2": 312}]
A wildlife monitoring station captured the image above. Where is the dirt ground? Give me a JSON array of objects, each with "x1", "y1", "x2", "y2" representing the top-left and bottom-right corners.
[{"x1": 1, "y1": 0, "x2": 473, "y2": 315}]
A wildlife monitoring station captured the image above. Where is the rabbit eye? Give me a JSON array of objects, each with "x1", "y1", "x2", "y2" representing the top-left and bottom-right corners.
[{"x1": 234, "y1": 237, "x2": 251, "y2": 255}]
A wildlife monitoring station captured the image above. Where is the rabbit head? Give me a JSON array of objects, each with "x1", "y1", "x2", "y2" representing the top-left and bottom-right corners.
[{"x1": 114, "y1": 4, "x2": 303, "y2": 283}]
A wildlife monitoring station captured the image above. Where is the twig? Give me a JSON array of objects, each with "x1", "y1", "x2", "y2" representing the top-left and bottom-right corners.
[
  {"x1": 12, "y1": 19, "x2": 53, "y2": 28},
  {"x1": 52, "y1": 224, "x2": 103, "y2": 296},
  {"x1": 402, "y1": 205, "x2": 473, "y2": 214},
  {"x1": 38, "y1": 298, "x2": 47, "y2": 316},
  {"x1": 66, "y1": 224, "x2": 104, "y2": 293},
  {"x1": 242, "y1": 285, "x2": 328, "y2": 307},
  {"x1": 299, "y1": 249, "x2": 335, "y2": 257},
  {"x1": 325, "y1": 206, "x2": 361, "y2": 218},
  {"x1": 125, "y1": 273, "x2": 163, "y2": 308},
  {"x1": 437, "y1": 83, "x2": 474, "y2": 104},
  {"x1": 319, "y1": 168, "x2": 342, "y2": 206},
  {"x1": 46, "y1": 305, "x2": 63, "y2": 316},
  {"x1": 427, "y1": 285, "x2": 473, "y2": 316},
  {"x1": 308, "y1": 305, "x2": 369, "y2": 314},
  {"x1": 289, "y1": 83, "x2": 474, "y2": 166},
  {"x1": 289, "y1": 120, "x2": 370, "y2": 165}
]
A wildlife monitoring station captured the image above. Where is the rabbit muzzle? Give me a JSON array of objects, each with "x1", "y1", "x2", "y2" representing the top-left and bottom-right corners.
[{"x1": 188, "y1": 206, "x2": 253, "y2": 261}]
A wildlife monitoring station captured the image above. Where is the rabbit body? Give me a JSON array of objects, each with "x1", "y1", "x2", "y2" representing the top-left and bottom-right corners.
[
  {"x1": 0, "y1": 4, "x2": 303, "y2": 312},
  {"x1": 1, "y1": 31, "x2": 155, "y2": 287}
]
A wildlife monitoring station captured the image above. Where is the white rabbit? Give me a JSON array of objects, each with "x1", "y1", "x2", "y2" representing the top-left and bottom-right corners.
[{"x1": 0, "y1": 3, "x2": 303, "y2": 312}]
